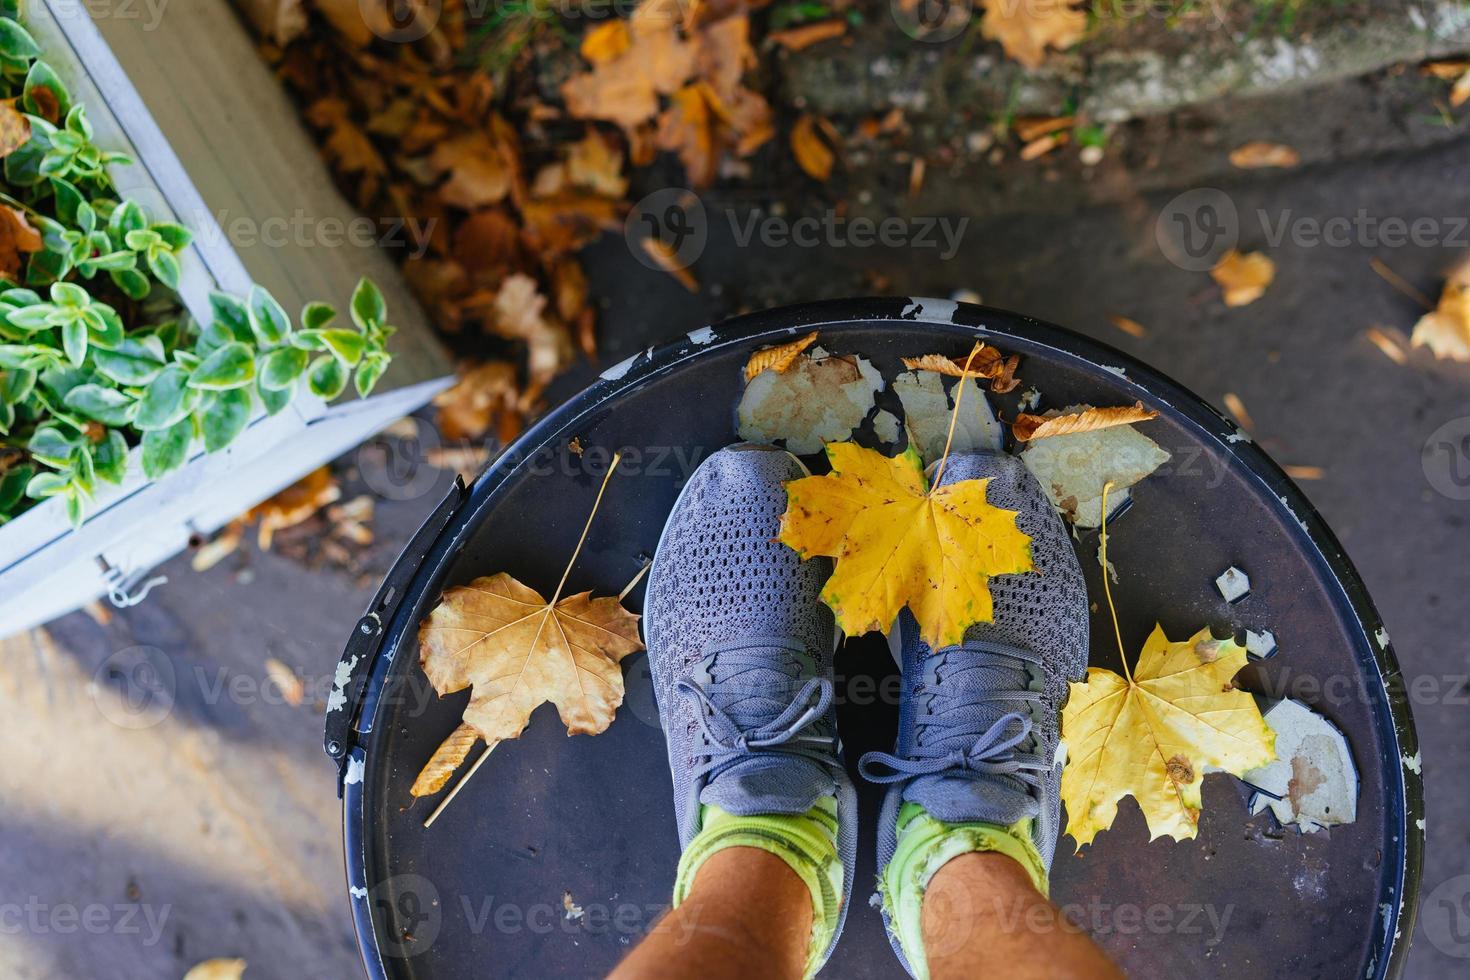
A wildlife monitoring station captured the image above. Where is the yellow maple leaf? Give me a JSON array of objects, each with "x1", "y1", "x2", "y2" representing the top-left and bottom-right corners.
[
  {"x1": 779, "y1": 442, "x2": 1034, "y2": 648},
  {"x1": 1061, "y1": 624, "x2": 1276, "y2": 848},
  {"x1": 418, "y1": 572, "x2": 644, "y2": 748}
]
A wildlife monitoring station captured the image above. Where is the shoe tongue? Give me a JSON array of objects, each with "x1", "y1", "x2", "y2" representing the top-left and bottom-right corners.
[
  {"x1": 701, "y1": 756, "x2": 831, "y2": 816},
  {"x1": 697, "y1": 638, "x2": 833, "y2": 816},
  {"x1": 903, "y1": 772, "x2": 1039, "y2": 826}
]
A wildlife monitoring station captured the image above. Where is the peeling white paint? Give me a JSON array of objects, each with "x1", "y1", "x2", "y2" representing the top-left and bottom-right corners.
[
  {"x1": 1416, "y1": 818, "x2": 1426, "y2": 832},
  {"x1": 1375, "y1": 626, "x2": 1391, "y2": 650},
  {"x1": 344, "y1": 756, "x2": 365, "y2": 785},
  {"x1": 686, "y1": 326, "x2": 715, "y2": 345},
  {"x1": 1226, "y1": 428, "x2": 1252, "y2": 444},
  {"x1": 326, "y1": 654, "x2": 360, "y2": 714},
  {"x1": 351, "y1": 885, "x2": 368, "y2": 900},
  {"x1": 1100, "y1": 364, "x2": 1127, "y2": 378},
  {"x1": 599, "y1": 353, "x2": 638, "y2": 382},
  {"x1": 1278, "y1": 494, "x2": 1310, "y2": 532},
  {"x1": 900, "y1": 297, "x2": 959, "y2": 322},
  {"x1": 1403, "y1": 752, "x2": 1421, "y2": 775}
]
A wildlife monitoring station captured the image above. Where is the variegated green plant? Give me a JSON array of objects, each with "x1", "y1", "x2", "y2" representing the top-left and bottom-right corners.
[{"x1": 0, "y1": 10, "x2": 392, "y2": 527}]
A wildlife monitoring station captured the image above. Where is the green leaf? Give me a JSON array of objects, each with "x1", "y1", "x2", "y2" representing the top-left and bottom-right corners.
[
  {"x1": 23, "y1": 59, "x2": 70, "y2": 121},
  {"x1": 65, "y1": 491, "x2": 84, "y2": 528},
  {"x1": 108, "y1": 199, "x2": 146, "y2": 238},
  {"x1": 321, "y1": 329, "x2": 367, "y2": 366},
  {"x1": 257, "y1": 375, "x2": 292, "y2": 415},
  {"x1": 248, "y1": 285, "x2": 289, "y2": 346},
  {"x1": 109, "y1": 267, "x2": 151, "y2": 300},
  {"x1": 208, "y1": 291, "x2": 252, "y2": 343},
  {"x1": 50, "y1": 178, "x2": 85, "y2": 226},
  {"x1": 0, "y1": 18, "x2": 41, "y2": 60},
  {"x1": 84, "y1": 250, "x2": 137, "y2": 272},
  {"x1": 64, "y1": 383, "x2": 136, "y2": 426},
  {"x1": 4, "y1": 139, "x2": 45, "y2": 186},
  {"x1": 307, "y1": 355, "x2": 347, "y2": 400},
  {"x1": 301, "y1": 301, "x2": 336, "y2": 331},
  {"x1": 290, "y1": 329, "x2": 328, "y2": 351},
  {"x1": 88, "y1": 304, "x2": 125, "y2": 348},
  {"x1": 350, "y1": 278, "x2": 386, "y2": 330},
  {"x1": 64, "y1": 104, "x2": 92, "y2": 140},
  {"x1": 72, "y1": 444, "x2": 95, "y2": 494},
  {"x1": 354, "y1": 351, "x2": 391, "y2": 397},
  {"x1": 146, "y1": 247, "x2": 181, "y2": 290},
  {"x1": 0, "y1": 365, "x2": 35, "y2": 402},
  {"x1": 193, "y1": 319, "x2": 235, "y2": 357},
  {"x1": 201, "y1": 387, "x2": 252, "y2": 452},
  {"x1": 188, "y1": 342, "x2": 255, "y2": 390},
  {"x1": 27, "y1": 425, "x2": 77, "y2": 466},
  {"x1": 4, "y1": 303, "x2": 54, "y2": 332},
  {"x1": 50, "y1": 281, "x2": 88, "y2": 307},
  {"x1": 26, "y1": 247, "x2": 70, "y2": 286},
  {"x1": 93, "y1": 429, "x2": 129, "y2": 484},
  {"x1": 142, "y1": 416, "x2": 193, "y2": 480},
  {"x1": 91, "y1": 335, "x2": 167, "y2": 385},
  {"x1": 260, "y1": 346, "x2": 308, "y2": 390},
  {"x1": 60, "y1": 317, "x2": 87, "y2": 365},
  {"x1": 0, "y1": 462, "x2": 32, "y2": 511},
  {"x1": 134, "y1": 364, "x2": 193, "y2": 430},
  {"x1": 26, "y1": 470, "x2": 69, "y2": 499},
  {"x1": 152, "y1": 222, "x2": 192, "y2": 250}
]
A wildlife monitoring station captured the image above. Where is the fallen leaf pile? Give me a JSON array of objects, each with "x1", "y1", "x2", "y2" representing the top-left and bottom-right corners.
[
  {"x1": 1409, "y1": 256, "x2": 1470, "y2": 362},
  {"x1": 779, "y1": 441, "x2": 1034, "y2": 648},
  {"x1": 1061, "y1": 623, "x2": 1277, "y2": 846},
  {"x1": 414, "y1": 572, "x2": 643, "y2": 794}
]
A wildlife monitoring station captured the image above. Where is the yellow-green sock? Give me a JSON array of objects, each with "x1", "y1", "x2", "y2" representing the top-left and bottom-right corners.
[
  {"x1": 879, "y1": 802, "x2": 1048, "y2": 980},
  {"x1": 673, "y1": 797, "x2": 843, "y2": 979}
]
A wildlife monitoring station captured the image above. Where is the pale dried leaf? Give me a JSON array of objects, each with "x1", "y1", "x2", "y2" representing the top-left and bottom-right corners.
[
  {"x1": 1012, "y1": 401, "x2": 1158, "y2": 442},
  {"x1": 411, "y1": 722, "x2": 480, "y2": 796},
  {"x1": 640, "y1": 238, "x2": 699, "y2": 291},
  {"x1": 265, "y1": 658, "x2": 305, "y2": 707},
  {"x1": 1021, "y1": 409, "x2": 1171, "y2": 527},
  {"x1": 791, "y1": 114, "x2": 838, "y2": 181},
  {"x1": 737, "y1": 347, "x2": 883, "y2": 454},
  {"x1": 418, "y1": 573, "x2": 644, "y2": 743},
  {"x1": 1229, "y1": 142, "x2": 1301, "y2": 169},
  {"x1": 1107, "y1": 314, "x2": 1147, "y2": 338},
  {"x1": 768, "y1": 20, "x2": 846, "y2": 51},
  {"x1": 1211, "y1": 249, "x2": 1276, "y2": 307},
  {"x1": 980, "y1": 0, "x2": 1086, "y2": 69},
  {"x1": 745, "y1": 331, "x2": 819, "y2": 381},
  {"x1": 1410, "y1": 257, "x2": 1470, "y2": 362}
]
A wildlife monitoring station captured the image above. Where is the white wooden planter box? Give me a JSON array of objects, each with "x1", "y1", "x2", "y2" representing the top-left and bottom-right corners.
[{"x1": 0, "y1": 1, "x2": 454, "y2": 634}]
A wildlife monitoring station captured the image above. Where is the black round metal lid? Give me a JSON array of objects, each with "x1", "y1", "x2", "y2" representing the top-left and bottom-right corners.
[{"x1": 331, "y1": 298, "x2": 1422, "y2": 979}]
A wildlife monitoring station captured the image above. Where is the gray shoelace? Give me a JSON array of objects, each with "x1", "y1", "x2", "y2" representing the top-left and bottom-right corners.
[
  {"x1": 858, "y1": 639, "x2": 1049, "y2": 791},
  {"x1": 677, "y1": 643, "x2": 839, "y2": 785}
]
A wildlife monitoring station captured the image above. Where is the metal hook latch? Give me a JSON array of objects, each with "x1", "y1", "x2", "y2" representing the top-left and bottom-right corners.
[{"x1": 96, "y1": 556, "x2": 168, "y2": 609}]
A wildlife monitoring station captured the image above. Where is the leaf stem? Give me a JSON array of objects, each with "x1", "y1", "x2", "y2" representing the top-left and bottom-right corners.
[
  {"x1": 930, "y1": 342, "x2": 984, "y2": 492},
  {"x1": 422, "y1": 451, "x2": 624, "y2": 828},
  {"x1": 1099, "y1": 480, "x2": 1131, "y2": 684}
]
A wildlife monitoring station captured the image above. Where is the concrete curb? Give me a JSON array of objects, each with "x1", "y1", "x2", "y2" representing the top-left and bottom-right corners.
[{"x1": 780, "y1": 0, "x2": 1470, "y2": 124}]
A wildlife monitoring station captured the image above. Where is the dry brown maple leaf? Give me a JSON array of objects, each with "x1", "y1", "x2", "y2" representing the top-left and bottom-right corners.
[
  {"x1": 245, "y1": 466, "x2": 341, "y2": 549},
  {"x1": 1410, "y1": 257, "x2": 1470, "y2": 362},
  {"x1": 1211, "y1": 249, "x2": 1276, "y2": 307},
  {"x1": 430, "y1": 132, "x2": 513, "y2": 209},
  {"x1": 0, "y1": 99, "x2": 30, "y2": 158},
  {"x1": 417, "y1": 572, "x2": 644, "y2": 747},
  {"x1": 434, "y1": 361, "x2": 523, "y2": 443},
  {"x1": 566, "y1": 129, "x2": 629, "y2": 198},
  {"x1": 0, "y1": 205, "x2": 42, "y2": 279},
  {"x1": 1012, "y1": 402, "x2": 1159, "y2": 442},
  {"x1": 657, "y1": 83, "x2": 720, "y2": 187},
  {"x1": 980, "y1": 0, "x2": 1086, "y2": 70},
  {"x1": 1229, "y1": 141, "x2": 1301, "y2": 169},
  {"x1": 745, "y1": 331, "x2": 819, "y2": 381}
]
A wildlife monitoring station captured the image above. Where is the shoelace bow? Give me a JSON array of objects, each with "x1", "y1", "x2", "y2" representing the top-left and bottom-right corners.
[
  {"x1": 858, "y1": 640, "x2": 1050, "y2": 790},
  {"x1": 677, "y1": 645, "x2": 839, "y2": 784}
]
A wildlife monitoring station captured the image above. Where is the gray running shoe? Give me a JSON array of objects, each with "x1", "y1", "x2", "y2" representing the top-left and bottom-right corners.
[
  {"x1": 858, "y1": 450, "x2": 1089, "y2": 976},
  {"x1": 643, "y1": 443, "x2": 858, "y2": 966}
]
